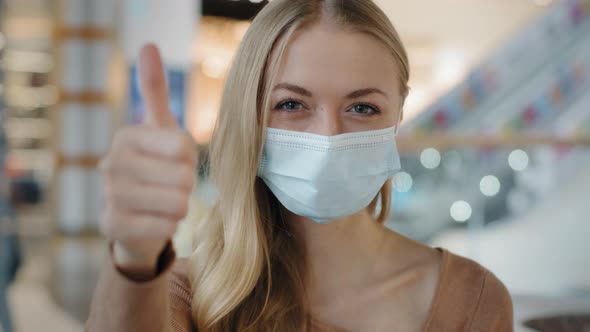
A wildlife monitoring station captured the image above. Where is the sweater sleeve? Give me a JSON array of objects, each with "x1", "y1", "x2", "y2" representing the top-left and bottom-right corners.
[
  {"x1": 85, "y1": 243, "x2": 194, "y2": 332},
  {"x1": 468, "y1": 271, "x2": 514, "y2": 332}
]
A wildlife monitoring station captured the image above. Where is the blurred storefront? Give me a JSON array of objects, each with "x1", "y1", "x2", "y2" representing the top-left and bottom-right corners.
[{"x1": 0, "y1": 0, "x2": 589, "y2": 331}]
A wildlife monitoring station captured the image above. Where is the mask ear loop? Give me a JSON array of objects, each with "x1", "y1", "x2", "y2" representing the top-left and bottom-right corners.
[
  {"x1": 394, "y1": 109, "x2": 403, "y2": 136},
  {"x1": 392, "y1": 108, "x2": 403, "y2": 218}
]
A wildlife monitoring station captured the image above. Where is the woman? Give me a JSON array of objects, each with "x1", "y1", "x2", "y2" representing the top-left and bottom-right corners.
[{"x1": 87, "y1": 0, "x2": 513, "y2": 331}]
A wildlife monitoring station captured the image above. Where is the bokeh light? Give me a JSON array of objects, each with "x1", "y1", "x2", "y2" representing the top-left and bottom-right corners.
[
  {"x1": 480, "y1": 175, "x2": 501, "y2": 197},
  {"x1": 420, "y1": 148, "x2": 442, "y2": 169},
  {"x1": 394, "y1": 171, "x2": 414, "y2": 193},
  {"x1": 508, "y1": 149, "x2": 530, "y2": 171},
  {"x1": 450, "y1": 200, "x2": 472, "y2": 223}
]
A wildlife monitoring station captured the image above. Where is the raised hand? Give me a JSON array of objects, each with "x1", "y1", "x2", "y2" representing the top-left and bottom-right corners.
[{"x1": 99, "y1": 44, "x2": 197, "y2": 277}]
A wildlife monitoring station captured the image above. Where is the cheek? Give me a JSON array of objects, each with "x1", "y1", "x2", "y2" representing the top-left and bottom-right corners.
[
  {"x1": 381, "y1": 110, "x2": 398, "y2": 126},
  {"x1": 268, "y1": 111, "x2": 313, "y2": 131},
  {"x1": 267, "y1": 113, "x2": 286, "y2": 129},
  {"x1": 342, "y1": 113, "x2": 396, "y2": 132},
  {"x1": 358, "y1": 109, "x2": 397, "y2": 126}
]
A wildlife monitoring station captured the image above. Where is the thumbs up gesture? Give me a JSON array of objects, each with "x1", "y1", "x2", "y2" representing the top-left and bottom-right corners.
[{"x1": 99, "y1": 45, "x2": 197, "y2": 277}]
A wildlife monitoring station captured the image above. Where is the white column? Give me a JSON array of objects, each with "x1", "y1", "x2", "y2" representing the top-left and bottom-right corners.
[{"x1": 56, "y1": 0, "x2": 116, "y2": 233}]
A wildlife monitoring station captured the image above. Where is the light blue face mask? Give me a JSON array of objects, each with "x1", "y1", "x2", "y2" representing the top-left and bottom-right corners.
[{"x1": 257, "y1": 126, "x2": 402, "y2": 223}]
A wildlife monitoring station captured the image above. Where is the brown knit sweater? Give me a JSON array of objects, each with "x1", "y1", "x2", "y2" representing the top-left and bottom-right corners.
[{"x1": 85, "y1": 246, "x2": 513, "y2": 331}]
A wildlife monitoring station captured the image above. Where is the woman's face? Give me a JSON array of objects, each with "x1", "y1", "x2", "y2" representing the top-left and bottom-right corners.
[{"x1": 268, "y1": 22, "x2": 403, "y2": 135}]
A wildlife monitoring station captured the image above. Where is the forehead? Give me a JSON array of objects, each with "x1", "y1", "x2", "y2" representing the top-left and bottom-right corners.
[{"x1": 274, "y1": 21, "x2": 400, "y2": 94}]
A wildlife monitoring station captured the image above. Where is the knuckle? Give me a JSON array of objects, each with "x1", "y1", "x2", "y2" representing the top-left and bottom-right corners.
[
  {"x1": 106, "y1": 185, "x2": 126, "y2": 209},
  {"x1": 172, "y1": 193, "x2": 189, "y2": 219},
  {"x1": 179, "y1": 167, "x2": 195, "y2": 189},
  {"x1": 170, "y1": 133, "x2": 185, "y2": 156},
  {"x1": 184, "y1": 137, "x2": 197, "y2": 160},
  {"x1": 115, "y1": 126, "x2": 140, "y2": 149},
  {"x1": 172, "y1": 131, "x2": 193, "y2": 158}
]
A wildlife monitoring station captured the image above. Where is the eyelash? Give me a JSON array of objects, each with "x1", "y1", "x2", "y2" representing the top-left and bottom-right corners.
[
  {"x1": 349, "y1": 102, "x2": 382, "y2": 116},
  {"x1": 274, "y1": 99, "x2": 382, "y2": 116},
  {"x1": 274, "y1": 99, "x2": 305, "y2": 112}
]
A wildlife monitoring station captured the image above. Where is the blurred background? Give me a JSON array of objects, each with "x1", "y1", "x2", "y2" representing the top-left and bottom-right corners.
[{"x1": 0, "y1": 0, "x2": 589, "y2": 331}]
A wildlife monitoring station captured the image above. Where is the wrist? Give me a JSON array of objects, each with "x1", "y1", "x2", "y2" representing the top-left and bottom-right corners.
[{"x1": 113, "y1": 242, "x2": 161, "y2": 278}]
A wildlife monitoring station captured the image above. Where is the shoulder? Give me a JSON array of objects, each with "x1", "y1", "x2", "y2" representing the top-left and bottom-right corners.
[
  {"x1": 468, "y1": 268, "x2": 514, "y2": 331},
  {"x1": 444, "y1": 250, "x2": 512, "y2": 308},
  {"x1": 425, "y1": 249, "x2": 513, "y2": 331}
]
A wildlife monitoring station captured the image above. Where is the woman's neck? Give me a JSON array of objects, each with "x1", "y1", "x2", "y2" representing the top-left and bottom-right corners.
[{"x1": 287, "y1": 209, "x2": 398, "y2": 307}]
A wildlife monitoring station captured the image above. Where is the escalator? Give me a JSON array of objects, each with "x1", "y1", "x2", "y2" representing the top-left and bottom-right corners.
[{"x1": 391, "y1": 0, "x2": 590, "y2": 244}]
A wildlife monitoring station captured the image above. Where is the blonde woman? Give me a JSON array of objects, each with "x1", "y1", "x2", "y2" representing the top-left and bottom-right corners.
[{"x1": 87, "y1": 0, "x2": 513, "y2": 331}]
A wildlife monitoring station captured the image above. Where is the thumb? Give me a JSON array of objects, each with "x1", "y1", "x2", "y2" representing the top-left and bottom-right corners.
[{"x1": 138, "y1": 44, "x2": 177, "y2": 128}]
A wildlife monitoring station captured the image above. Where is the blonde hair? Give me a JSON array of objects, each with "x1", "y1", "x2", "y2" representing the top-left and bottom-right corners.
[{"x1": 189, "y1": 0, "x2": 410, "y2": 330}]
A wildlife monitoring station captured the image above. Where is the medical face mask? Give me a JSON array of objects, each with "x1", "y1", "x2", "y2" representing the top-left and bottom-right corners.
[{"x1": 257, "y1": 126, "x2": 402, "y2": 223}]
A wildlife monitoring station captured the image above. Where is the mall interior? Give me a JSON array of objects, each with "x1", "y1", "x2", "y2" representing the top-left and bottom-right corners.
[{"x1": 0, "y1": 0, "x2": 589, "y2": 331}]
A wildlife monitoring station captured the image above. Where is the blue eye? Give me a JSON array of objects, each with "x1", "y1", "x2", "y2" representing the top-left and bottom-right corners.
[
  {"x1": 349, "y1": 103, "x2": 381, "y2": 116},
  {"x1": 276, "y1": 100, "x2": 304, "y2": 111}
]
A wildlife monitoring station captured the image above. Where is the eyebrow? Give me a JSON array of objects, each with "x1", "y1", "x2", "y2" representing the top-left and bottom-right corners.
[
  {"x1": 346, "y1": 88, "x2": 388, "y2": 99},
  {"x1": 273, "y1": 83, "x2": 387, "y2": 99},
  {"x1": 273, "y1": 83, "x2": 312, "y2": 97}
]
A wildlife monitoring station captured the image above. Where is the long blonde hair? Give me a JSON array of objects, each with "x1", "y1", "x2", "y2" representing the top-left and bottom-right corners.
[{"x1": 189, "y1": 1, "x2": 410, "y2": 330}]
